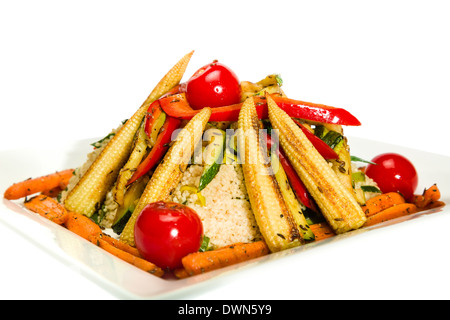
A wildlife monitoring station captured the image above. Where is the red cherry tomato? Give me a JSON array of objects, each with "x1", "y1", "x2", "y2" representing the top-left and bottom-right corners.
[
  {"x1": 134, "y1": 201, "x2": 203, "y2": 270},
  {"x1": 185, "y1": 60, "x2": 241, "y2": 110},
  {"x1": 365, "y1": 153, "x2": 418, "y2": 202}
]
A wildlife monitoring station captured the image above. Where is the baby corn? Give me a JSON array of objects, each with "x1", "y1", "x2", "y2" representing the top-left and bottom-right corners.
[
  {"x1": 64, "y1": 51, "x2": 193, "y2": 217},
  {"x1": 120, "y1": 107, "x2": 212, "y2": 246},
  {"x1": 113, "y1": 121, "x2": 149, "y2": 207},
  {"x1": 267, "y1": 95, "x2": 366, "y2": 234},
  {"x1": 238, "y1": 97, "x2": 303, "y2": 252}
]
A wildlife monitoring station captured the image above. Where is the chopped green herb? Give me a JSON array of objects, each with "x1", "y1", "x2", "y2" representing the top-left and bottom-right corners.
[
  {"x1": 275, "y1": 74, "x2": 283, "y2": 86},
  {"x1": 199, "y1": 235, "x2": 213, "y2": 252},
  {"x1": 91, "y1": 133, "x2": 116, "y2": 148},
  {"x1": 90, "y1": 212, "x2": 101, "y2": 224},
  {"x1": 56, "y1": 191, "x2": 63, "y2": 203},
  {"x1": 350, "y1": 155, "x2": 377, "y2": 165},
  {"x1": 361, "y1": 185, "x2": 381, "y2": 193}
]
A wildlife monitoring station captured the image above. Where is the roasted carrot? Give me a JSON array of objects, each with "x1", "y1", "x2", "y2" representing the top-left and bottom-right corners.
[
  {"x1": 4, "y1": 169, "x2": 74, "y2": 200},
  {"x1": 310, "y1": 222, "x2": 336, "y2": 241},
  {"x1": 63, "y1": 211, "x2": 102, "y2": 240},
  {"x1": 90, "y1": 236, "x2": 164, "y2": 277},
  {"x1": 173, "y1": 268, "x2": 190, "y2": 279},
  {"x1": 23, "y1": 194, "x2": 69, "y2": 225},
  {"x1": 98, "y1": 233, "x2": 141, "y2": 258},
  {"x1": 414, "y1": 184, "x2": 441, "y2": 208},
  {"x1": 174, "y1": 241, "x2": 262, "y2": 279},
  {"x1": 361, "y1": 192, "x2": 406, "y2": 217},
  {"x1": 181, "y1": 241, "x2": 270, "y2": 276},
  {"x1": 422, "y1": 201, "x2": 446, "y2": 210},
  {"x1": 364, "y1": 203, "x2": 418, "y2": 227},
  {"x1": 40, "y1": 186, "x2": 65, "y2": 198},
  {"x1": 413, "y1": 195, "x2": 426, "y2": 208}
]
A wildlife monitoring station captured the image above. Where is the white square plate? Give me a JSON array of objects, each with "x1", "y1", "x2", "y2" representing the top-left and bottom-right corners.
[{"x1": 1, "y1": 136, "x2": 449, "y2": 299}]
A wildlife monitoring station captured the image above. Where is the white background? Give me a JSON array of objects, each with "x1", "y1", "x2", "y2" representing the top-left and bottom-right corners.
[{"x1": 1, "y1": 0, "x2": 449, "y2": 300}]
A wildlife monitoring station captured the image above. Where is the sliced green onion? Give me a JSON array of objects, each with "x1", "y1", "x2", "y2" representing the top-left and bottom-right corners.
[
  {"x1": 199, "y1": 235, "x2": 212, "y2": 252},
  {"x1": 350, "y1": 155, "x2": 377, "y2": 165},
  {"x1": 361, "y1": 185, "x2": 381, "y2": 193}
]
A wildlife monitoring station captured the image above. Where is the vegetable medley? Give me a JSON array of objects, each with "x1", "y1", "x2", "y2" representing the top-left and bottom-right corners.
[{"x1": 3, "y1": 51, "x2": 445, "y2": 278}]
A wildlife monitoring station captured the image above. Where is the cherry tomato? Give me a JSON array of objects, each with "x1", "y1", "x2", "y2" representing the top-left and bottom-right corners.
[
  {"x1": 185, "y1": 60, "x2": 241, "y2": 110},
  {"x1": 365, "y1": 153, "x2": 418, "y2": 202},
  {"x1": 134, "y1": 201, "x2": 203, "y2": 270}
]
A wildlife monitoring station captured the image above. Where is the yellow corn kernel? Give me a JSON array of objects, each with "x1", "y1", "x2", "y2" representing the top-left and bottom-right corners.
[
  {"x1": 196, "y1": 192, "x2": 206, "y2": 207},
  {"x1": 180, "y1": 185, "x2": 198, "y2": 194},
  {"x1": 180, "y1": 186, "x2": 206, "y2": 206}
]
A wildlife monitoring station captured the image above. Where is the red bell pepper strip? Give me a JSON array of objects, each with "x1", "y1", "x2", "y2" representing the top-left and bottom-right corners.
[
  {"x1": 160, "y1": 93, "x2": 360, "y2": 126},
  {"x1": 158, "y1": 93, "x2": 198, "y2": 119},
  {"x1": 207, "y1": 97, "x2": 268, "y2": 121},
  {"x1": 126, "y1": 115, "x2": 181, "y2": 186},
  {"x1": 160, "y1": 95, "x2": 336, "y2": 159},
  {"x1": 159, "y1": 82, "x2": 187, "y2": 99},
  {"x1": 266, "y1": 134, "x2": 317, "y2": 211},
  {"x1": 270, "y1": 95, "x2": 361, "y2": 126},
  {"x1": 158, "y1": 93, "x2": 266, "y2": 121},
  {"x1": 292, "y1": 119, "x2": 339, "y2": 160}
]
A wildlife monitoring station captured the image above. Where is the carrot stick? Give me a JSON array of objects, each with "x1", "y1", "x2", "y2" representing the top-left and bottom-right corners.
[
  {"x1": 414, "y1": 184, "x2": 441, "y2": 208},
  {"x1": 174, "y1": 242, "x2": 265, "y2": 278},
  {"x1": 90, "y1": 236, "x2": 164, "y2": 277},
  {"x1": 422, "y1": 201, "x2": 446, "y2": 210},
  {"x1": 40, "y1": 186, "x2": 65, "y2": 198},
  {"x1": 364, "y1": 203, "x2": 418, "y2": 227},
  {"x1": 413, "y1": 195, "x2": 426, "y2": 208},
  {"x1": 4, "y1": 169, "x2": 74, "y2": 200},
  {"x1": 310, "y1": 222, "x2": 336, "y2": 241},
  {"x1": 63, "y1": 211, "x2": 102, "y2": 240},
  {"x1": 181, "y1": 241, "x2": 270, "y2": 276},
  {"x1": 23, "y1": 194, "x2": 69, "y2": 225},
  {"x1": 361, "y1": 192, "x2": 405, "y2": 217},
  {"x1": 173, "y1": 268, "x2": 190, "y2": 279},
  {"x1": 98, "y1": 233, "x2": 141, "y2": 258}
]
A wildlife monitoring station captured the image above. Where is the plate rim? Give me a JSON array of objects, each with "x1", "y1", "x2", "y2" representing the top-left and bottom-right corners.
[{"x1": 0, "y1": 136, "x2": 449, "y2": 299}]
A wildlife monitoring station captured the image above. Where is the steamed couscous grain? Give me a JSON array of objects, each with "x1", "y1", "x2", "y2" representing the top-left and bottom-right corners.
[
  {"x1": 170, "y1": 163, "x2": 262, "y2": 249},
  {"x1": 100, "y1": 187, "x2": 119, "y2": 228}
]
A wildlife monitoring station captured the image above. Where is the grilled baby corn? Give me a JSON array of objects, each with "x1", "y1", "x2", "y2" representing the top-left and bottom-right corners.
[
  {"x1": 64, "y1": 51, "x2": 194, "y2": 217},
  {"x1": 120, "y1": 107, "x2": 212, "y2": 246},
  {"x1": 238, "y1": 97, "x2": 304, "y2": 252},
  {"x1": 113, "y1": 121, "x2": 149, "y2": 207},
  {"x1": 267, "y1": 95, "x2": 366, "y2": 234}
]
